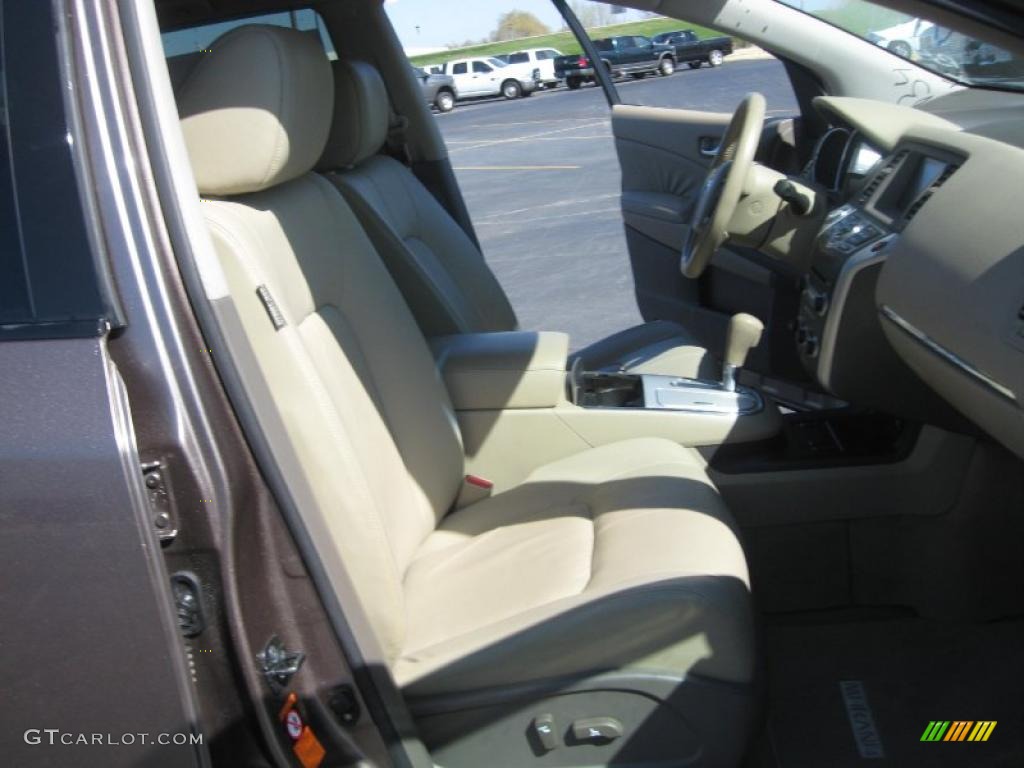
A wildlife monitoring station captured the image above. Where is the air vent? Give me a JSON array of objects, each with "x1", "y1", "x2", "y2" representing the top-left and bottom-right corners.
[
  {"x1": 857, "y1": 150, "x2": 907, "y2": 204},
  {"x1": 903, "y1": 164, "x2": 958, "y2": 223}
]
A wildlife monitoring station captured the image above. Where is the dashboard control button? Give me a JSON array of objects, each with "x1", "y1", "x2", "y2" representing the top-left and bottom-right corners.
[{"x1": 802, "y1": 336, "x2": 819, "y2": 358}]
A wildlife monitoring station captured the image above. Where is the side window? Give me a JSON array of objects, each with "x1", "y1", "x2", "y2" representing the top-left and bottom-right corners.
[
  {"x1": 508, "y1": 52, "x2": 529, "y2": 64},
  {"x1": 473, "y1": 61, "x2": 492, "y2": 73},
  {"x1": 452, "y1": 62, "x2": 467, "y2": 75},
  {"x1": 0, "y1": 0, "x2": 112, "y2": 337}
]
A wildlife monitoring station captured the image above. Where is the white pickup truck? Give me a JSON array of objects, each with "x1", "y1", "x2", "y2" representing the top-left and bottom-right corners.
[
  {"x1": 502, "y1": 48, "x2": 564, "y2": 88},
  {"x1": 438, "y1": 56, "x2": 540, "y2": 100}
]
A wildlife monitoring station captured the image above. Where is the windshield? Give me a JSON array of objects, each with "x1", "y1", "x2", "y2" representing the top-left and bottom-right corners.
[{"x1": 776, "y1": 0, "x2": 1024, "y2": 92}]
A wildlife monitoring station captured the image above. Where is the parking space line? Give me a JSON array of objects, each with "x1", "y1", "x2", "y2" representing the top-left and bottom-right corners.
[
  {"x1": 453, "y1": 165, "x2": 580, "y2": 170},
  {"x1": 465, "y1": 119, "x2": 605, "y2": 127},
  {"x1": 448, "y1": 136, "x2": 607, "y2": 143},
  {"x1": 450, "y1": 119, "x2": 609, "y2": 153},
  {"x1": 474, "y1": 206, "x2": 621, "y2": 226},
  {"x1": 474, "y1": 193, "x2": 619, "y2": 221}
]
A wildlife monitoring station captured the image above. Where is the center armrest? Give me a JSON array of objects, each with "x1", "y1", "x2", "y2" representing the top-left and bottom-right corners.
[{"x1": 431, "y1": 332, "x2": 570, "y2": 410}]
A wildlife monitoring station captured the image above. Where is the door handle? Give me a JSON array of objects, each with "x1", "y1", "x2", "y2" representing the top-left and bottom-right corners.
[{"x1": 698, "y1": 137, "x2": 721, "y2": 157}]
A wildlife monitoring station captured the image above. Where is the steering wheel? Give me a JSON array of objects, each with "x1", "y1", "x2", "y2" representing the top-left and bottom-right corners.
[{"x1": 681, "y1": 92, "x2": 766, "y2": 278}]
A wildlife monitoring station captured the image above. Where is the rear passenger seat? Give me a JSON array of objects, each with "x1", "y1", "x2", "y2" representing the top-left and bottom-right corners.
[{"x1": 175, "y1": 24, "x2": 756, "y2": 766}]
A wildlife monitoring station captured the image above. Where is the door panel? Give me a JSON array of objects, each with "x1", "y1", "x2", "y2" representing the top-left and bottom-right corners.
[
  {"x1": 613, "y1": 104, "x2": 729, "y2": 239},
  {"x1": 613, "y1": 104, "x2": 730, "y2": 350},
  {"x1": 613, "y1": 105, "x2": 803, "y2": 378}
]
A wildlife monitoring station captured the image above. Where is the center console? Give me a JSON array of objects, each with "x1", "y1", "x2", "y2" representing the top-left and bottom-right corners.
[
  {"x1": 796, "y1": 203, "x2": 895, "y2": 390},
  {"x1": 572, "y1": 369, "x2": 763, "y2": 416},
  {"x1": 432, "y1": 330, "x2": 782, "y2": 492},
  {"x1": 794, "y1": 142, "x2": 967, "y2": 427}
]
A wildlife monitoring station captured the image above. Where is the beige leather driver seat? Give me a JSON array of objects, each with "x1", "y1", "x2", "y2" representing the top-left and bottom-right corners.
[
  {"x1": 319, "y1": 59, "x2": 718, "y2": 380},
  {"x1": 176, "y1": 25, "x2": 754, "y2": 767}
]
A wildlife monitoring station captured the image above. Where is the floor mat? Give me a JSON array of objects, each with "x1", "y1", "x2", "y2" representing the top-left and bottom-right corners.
[{"x1": 763, "y1": 617, "x2": 1024, "y2": 767}]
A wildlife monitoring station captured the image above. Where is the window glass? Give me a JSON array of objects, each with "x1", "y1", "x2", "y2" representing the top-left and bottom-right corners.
[
  {"x1": 1, "y1": 0, "x2": 109, "y2": 335},
  {"x1": 0, "y1": 12, "x2": 28, "y2": 324},
  {"x1": 161, "y1": 9, "x2": 335, "y2": 59},
  {"x1": 508, "y1": 52, "x2": 529, "y2": 63},
  {"x1": 473, "y1": 61, "x2": 493, "y2": 73},
  {"x1": 774, "y1": 0, "x2": 1024, "y2": 92},
  {"x1": 452, "y1": 62, "x2": 467, "y2": 74}
]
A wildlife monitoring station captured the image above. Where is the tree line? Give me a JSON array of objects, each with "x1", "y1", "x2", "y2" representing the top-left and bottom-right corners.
[{"x1": 448, "y1": 3, "x2": 651, "y2": 49}]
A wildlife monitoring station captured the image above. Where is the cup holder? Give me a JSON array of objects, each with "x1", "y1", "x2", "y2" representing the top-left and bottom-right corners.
[{"x1": 573, "y1": 372, "x2": 644, "y2": 408}]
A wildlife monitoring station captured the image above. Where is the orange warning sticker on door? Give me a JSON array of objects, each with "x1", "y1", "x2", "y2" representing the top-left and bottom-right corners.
[{"x1": 293, "y1": 726, "x2": 326, "y2": 768}]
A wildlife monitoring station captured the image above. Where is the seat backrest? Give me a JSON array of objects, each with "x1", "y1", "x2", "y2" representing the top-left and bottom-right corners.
[
  {"x1": 177, "y1": 25, "x2": 465, "y2": 662},
  {"x1": 318, "y1": 60, "x2": 518, "y2": 338}
]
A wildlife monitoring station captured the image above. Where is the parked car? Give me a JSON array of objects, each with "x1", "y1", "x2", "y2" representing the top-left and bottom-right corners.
[
  {"x1": 652, "y1": 29, "x2": 734, "y2": 68},
  {"x1": 412, "y1": 66, "x2": 457, "y2": 112},
  {"x1": 865, "y1": 17, "x2": 933, "y2": 59},
  {"x1": 503, "y1": 47, "x2": 564, "y2": 87},
  {"x1": 554, "y1": 35, "x2": 676, "y2": 89},
  {"x1": 436, "y1": 56, "x2": 539, "y2": 99}
]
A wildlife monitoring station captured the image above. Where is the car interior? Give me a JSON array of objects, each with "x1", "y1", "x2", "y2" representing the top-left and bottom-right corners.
[{"x1": 104, "y1": 0, "x2": 1024, "y2": 765}]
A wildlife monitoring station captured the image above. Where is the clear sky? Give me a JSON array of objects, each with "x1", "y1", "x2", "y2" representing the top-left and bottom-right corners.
[{"x1": 383, "y1": 0, "x2": 648, "y2": 49}]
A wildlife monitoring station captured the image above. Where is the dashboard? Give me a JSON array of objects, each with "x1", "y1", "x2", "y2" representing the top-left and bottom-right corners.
[{"x1": 792, "y1": 95, "x2": 1024, "y2": 459}]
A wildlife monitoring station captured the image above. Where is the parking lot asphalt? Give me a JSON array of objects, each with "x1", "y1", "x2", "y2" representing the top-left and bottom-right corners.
[{"x1": 433, "y1": 58, "x2": 798, "y2": 351}]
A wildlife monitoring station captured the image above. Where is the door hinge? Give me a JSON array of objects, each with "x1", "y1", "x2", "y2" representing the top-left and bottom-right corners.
[
  {"x1": 258, "y1": 636, "x2": 305, "y2": 693},
  {"x1": 141, "y1": 460, "x2": 178, "y2": 542}
]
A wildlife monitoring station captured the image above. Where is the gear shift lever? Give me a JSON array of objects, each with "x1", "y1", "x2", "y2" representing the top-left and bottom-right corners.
[{"x1": 722, "y1": 313, "x2": 764, "y2": 391}]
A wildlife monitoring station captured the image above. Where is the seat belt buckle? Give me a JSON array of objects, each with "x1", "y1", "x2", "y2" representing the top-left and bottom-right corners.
[{"x1": 456, "y1": 474, "x2": 493, "y2": 508}]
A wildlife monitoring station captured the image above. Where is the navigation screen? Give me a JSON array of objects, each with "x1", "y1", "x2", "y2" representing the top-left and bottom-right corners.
[{"x1": 874, "y1": 154, "x2": 950, "y2": 221}]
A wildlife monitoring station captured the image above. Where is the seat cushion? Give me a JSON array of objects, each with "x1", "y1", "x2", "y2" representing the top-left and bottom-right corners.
[
  {"x1": 571, "y1": 319, "x2": 720, "y2": 379},
  {"x1": 397, "y1": 438, "x2": 753, "y2": 698}
]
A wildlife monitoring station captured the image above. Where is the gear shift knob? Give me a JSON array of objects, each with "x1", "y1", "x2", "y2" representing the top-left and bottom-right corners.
[{"x1": 722, "y1": 313, "x2": 764, "y2": 391}]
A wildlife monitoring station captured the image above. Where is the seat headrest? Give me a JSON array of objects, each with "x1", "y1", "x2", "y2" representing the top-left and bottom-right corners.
[
  {"x1": 318, "y1": 60, "x2": 390, "y2": 170},
  {"x1": 177, "y1": 25, "x2": 333, "y2": 196}
]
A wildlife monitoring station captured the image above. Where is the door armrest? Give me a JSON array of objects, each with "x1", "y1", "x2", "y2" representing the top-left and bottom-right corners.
[{"x1": 621, "y1": 190, "x2": 690, "y2": 224}]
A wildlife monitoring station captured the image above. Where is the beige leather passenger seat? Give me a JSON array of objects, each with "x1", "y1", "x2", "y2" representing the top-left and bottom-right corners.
[{"x1": 176, "y1": 25, "x2": 755, "y2": 767}]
